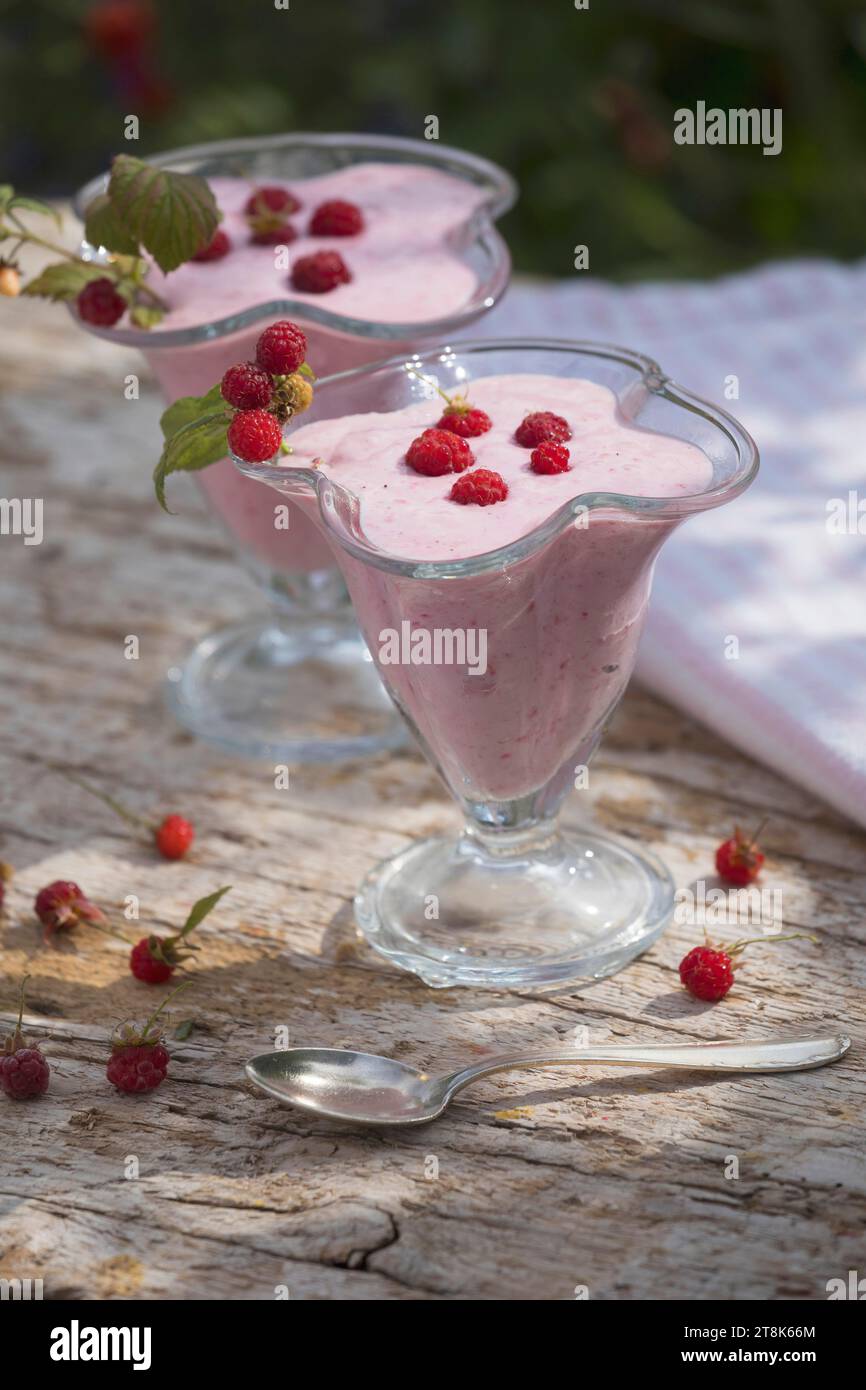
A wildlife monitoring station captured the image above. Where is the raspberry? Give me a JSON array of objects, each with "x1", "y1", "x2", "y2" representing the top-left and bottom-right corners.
[
  {"x1": 679, "y1": 945, "x2": 735, "y2": 1002},
  {"x1": 221, "y1": 362, "x2": 272, "y2": 411},
  {"x1": 76, "y1": 277, "x2": 126, "y2": 327},
  {"x1": 245, "y1": 186, "x2": 300, "y2": 244},
  {"x1": 530, "y1": 441, "x2": 571, "y2": 475},
  {"x1": 450, "y1": 469, "x2": 509, "y2": 506},
  {"x1": 405, "y1": 428, "x2": 474, "y2": 477},
  {"x1": 154, "y1": 813, "x2": 195, "y2": 860},
  {"x1": 715, "y1": 823, "x2": 766, "y2": 886},
  {"x1": 34, "y1": 880, "x2": 106, "y2": 940},
  {"x1": 437, "y1": 403, "x2": 492, "y2": 438},
  {"x1": 107, "y1": 981, "x2": 189, "y2": 1094},
  {"x1": 227, "y1": 408, "x2": 283, "y2": 464},
  {"x1": 244, "y1": 185, "x2": 300, "y2": 218},
  {"x1": 129, "y1": 886, "x2": 228, "y2": 984},
  {"x1": 255, "y1": 320, "x2": 308, "y2": 375},
  {"x1": 271, "y1": 372, "x2": 314, "y2": 423},
  {"x1": 0, "y1": 1047, "x2": 50, "y2": 1100},
  {"x1": 108, "y1": 1042, "x2": 170, "y2": 1093},
  {"x1": 130, "y1": 937, "x2": 174, "y2": 984},
  {"x1": 309, "y1": 199, "x2": 364, "y2": 236},
  {"x1": 291, "y1": 251, "x2": 351, "y2": 293},
  {"x1": 1, "y1": 976, "x2": 49, "y2": 1100},
  {"x1": 0, "y1": 263, "x2": 20, "y2": 297},
  {"x1": 514, "y1": 411, "x2": 572, "y2": 448},
  {"x1": 192, "y1": 229, "x2": 231, "y2": 262},
  {"x1": 251, "y1": 221, "x2": 297, "y2": 247}
]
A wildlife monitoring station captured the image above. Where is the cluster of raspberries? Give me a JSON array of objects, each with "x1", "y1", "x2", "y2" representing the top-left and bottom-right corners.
[
  {"x1": 222, "y1": 320, "x2": 313, "y2": 464},
  {"x1": 195, "y1": 187, "x2": 361, "y2": 294},
  {"x1": 403, "y1": 407, "x2": 573, "y2": 506}
]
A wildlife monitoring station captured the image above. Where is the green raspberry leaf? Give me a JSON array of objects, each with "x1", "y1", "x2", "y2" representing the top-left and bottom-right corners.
[
  {"x1": 154, "y1": 407, "x2": 231, "y2": 511},
  {"x1": 108, "y1": 154, "x2": 220, "y2": 273},
  {"x1": 160, "y1": 384, "x2": 224, "y2": 441},
  {"x1": 179, "y1": 885, "x2": 232, "y2": 939},
  {"x1": 83, "y1": 191, "x2": 141, "y2": 257},
  {"x1": 21, "y1": 260, "x2": 109, "y2": 302},
  {"x1": 174, "y1": 1018, "x2": 195, "y2": 1041}
]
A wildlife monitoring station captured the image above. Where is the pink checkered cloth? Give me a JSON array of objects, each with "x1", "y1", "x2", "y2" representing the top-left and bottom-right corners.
[{"x1": 468, "y1": 260, "x2": 866, "y2": 828}]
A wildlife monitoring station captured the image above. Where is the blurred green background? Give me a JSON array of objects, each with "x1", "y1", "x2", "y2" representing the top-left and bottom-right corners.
[{"x1": 1, "y1": 0, "x2": 864, "y2": 280}]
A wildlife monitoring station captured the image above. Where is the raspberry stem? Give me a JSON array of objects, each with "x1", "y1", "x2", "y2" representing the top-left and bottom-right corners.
[
  {"x1": 142, "y1": 979, "x2": 191, "y2": 1040},
  {"x1": 50, "y1": 764, "x2": 154, "y2": 833},
  {"x1": 726, "y1": 931, "x2": 818, "y2": 958}
]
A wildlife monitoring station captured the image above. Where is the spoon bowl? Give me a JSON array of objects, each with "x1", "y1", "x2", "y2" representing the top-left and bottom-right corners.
[{"x1": 246, "y1": 1032, "x2": 850, "y2": 1126}]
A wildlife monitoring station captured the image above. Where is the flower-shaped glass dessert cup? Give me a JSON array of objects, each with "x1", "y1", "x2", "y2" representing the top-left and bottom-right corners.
[
  {"x1": 239, "y1": 339, "x2": 759, "y2": 989},
  {"x1": 72, "y1": 133, "x2": 515, "y2": 762}
]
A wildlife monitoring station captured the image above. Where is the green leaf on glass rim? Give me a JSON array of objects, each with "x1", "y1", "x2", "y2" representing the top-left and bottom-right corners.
[
  {"x1": 160, "y1": 384, "x2": 224, "y2": 440},
  {"x1": 84, "y1": 190, "x2": 141, "y2": 257},
  {"x1": 108, "y1": 154, "x2": 220, "y2": 273},
  {"x1": 129, "y1": 303, "x2": 165, "y2": 330},
  {"x1": 154, "y1": 407, "x2": 231, "y2": 511},
  {"x1": 178, "y1": 885, "x2": 232, "y2": 939},
  {"x1": 21, "y1": 260, "x2": 109, "y2": 302}
]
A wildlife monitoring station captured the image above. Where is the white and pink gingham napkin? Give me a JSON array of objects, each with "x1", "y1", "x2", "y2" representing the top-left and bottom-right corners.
[{"x1": 466, "y1": 261, "x2": 866, "y2": 828}]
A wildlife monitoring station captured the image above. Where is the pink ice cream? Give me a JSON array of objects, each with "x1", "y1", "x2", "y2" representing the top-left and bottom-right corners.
[
  {"x1": 140, "y1": 163, "x2": 492, "y2": 576},
  {"x1": 276, "y1": 374, "x2": 713, "y2": 802}
]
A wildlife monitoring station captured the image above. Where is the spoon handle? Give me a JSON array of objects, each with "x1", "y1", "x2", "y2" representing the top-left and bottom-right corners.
[{"x1": 443, "y1": 1033, "x2": 849, "y2": 1095}]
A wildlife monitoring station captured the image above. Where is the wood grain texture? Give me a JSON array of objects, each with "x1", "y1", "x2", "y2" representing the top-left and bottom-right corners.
[{"x1": 1, "y1": 238, "x2": 864, "y2": 1301}]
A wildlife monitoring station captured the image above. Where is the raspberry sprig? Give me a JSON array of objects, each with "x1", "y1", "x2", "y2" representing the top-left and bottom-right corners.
[
  {"x1": 1, "y1": 976, "x2": 50, "y2": 1100},
  {"x1": 0, "y1": 156, "x2": 225, "y2": 329},
  {"x1": 52, "y1": 765, "x2": 196, "y2": 862},
  {"x1": 154, "y1": 318, "x2": 316, "y2": 507},
  {"x1": 107, "y1": 980, "x2": 191, "y2": 1093},
  {"x1": 404, "y1": 364, "x2": 493, "y2": 438},
  {"x1": 129, "y1": 885, "x2": 232, "y2": 984},
  {"x1": 679, "y1": 931, "x2": 818, "y2": 1002}
]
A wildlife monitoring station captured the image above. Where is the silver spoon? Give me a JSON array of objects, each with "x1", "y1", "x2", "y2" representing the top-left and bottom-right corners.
[{"x1": 245, "y1": 1032, "x2": 850, "y2": 1126}]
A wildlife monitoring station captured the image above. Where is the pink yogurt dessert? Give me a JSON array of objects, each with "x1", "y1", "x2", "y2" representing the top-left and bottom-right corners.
[
  {"x1": 279, "y1": 374, "x2": 713, "y2": 801},
  {"x1": 140, "y1": 163, "x2": 494, "y2": 577}
]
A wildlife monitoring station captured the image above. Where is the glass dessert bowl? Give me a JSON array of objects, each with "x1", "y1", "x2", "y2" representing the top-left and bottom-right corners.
[
  {"x1": 72, "y1": 132, "x2": 515, "y2": 762},
  {"x1": 234, "y1": 339, "x2": 759, "y2": 989}
]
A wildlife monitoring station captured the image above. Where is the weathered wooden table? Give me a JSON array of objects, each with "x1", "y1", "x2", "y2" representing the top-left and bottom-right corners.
[{"x1": 1, "y1": 267, "x2": 864, "y2": 1302}]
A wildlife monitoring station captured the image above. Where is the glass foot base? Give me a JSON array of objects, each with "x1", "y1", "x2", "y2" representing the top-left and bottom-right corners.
[
  {"x1": 165, "y1": 614, "x2": 406, "y2": 763},
  {"x1": 355, "y1": 826, "x2": 674, "y2": 989}
]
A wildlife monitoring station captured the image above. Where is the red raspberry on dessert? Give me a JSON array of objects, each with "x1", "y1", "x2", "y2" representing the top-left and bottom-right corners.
[
  {"x1": 245, "y1": 186, "x2": 300, "y2": 245},
  {"x1": 255, "y1": 320, "x2": 308, "y2": 375},
  {"x1": 291, "y1": 251, "x2": 351, "y2": 293},
  {"x1": 309, "y1": 199, "x2": 364, "y2": 236},
  {"x1": 244, "y1": 186, "x2": 301, "y2": 218},
  {"x1": 405, "y1": 428, "x2": 475, "y2": 477},
  {"x1": 251, "y1": 222, "x2": 297, "y2": 247},
  {"x1": 192, "y1": 229, "x2": 231, "y2": 262},
  {"x1": 227, "y1": 408, "x2": 283, "y2": 464},
  {"x1": 450, "y1": 469, "x2": 509, "y2": 506},
  {"x1": 221, "y1": 362, "x2": 272, "y2": 411},
  {"x1": 437, "y1": 402, "x2": 492, "y2": 438},
  {"x1": 530, "y1": 441, "x2": 571, "y2": 474},
  {"x1": 514, "y1": 411, "x2": 572, "y2": 448},
  {"x1": 76, "y1": 277, "x2": 126, "y2": 327}
]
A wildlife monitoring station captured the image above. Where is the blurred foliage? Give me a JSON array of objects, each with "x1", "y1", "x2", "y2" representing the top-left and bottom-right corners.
[{"x1": 1, "y1": 0, "x2": 865, "y2": 280}]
